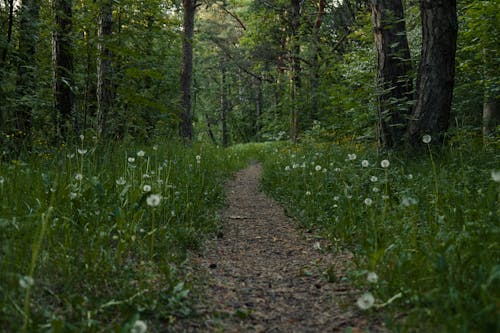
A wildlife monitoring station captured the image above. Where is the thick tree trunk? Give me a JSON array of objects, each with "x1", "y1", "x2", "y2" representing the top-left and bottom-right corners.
[
  {"x1": 408, "y1": 0, "x2": 458, "y2": 144},
  {"x1": 96, "y1": 0, "x2": 114, "y2": 138},
  {"x1": 180, "y1": 0, "x2": 197, "y2": 142},
  {"x1": 289, "y1": 0, "x2": 301, "y2": 143},
  {"x1": 221, "y1": 65, "x2": 229, "y2": 147},
  {"x1": 52, "y1": 0, "x2": 75, "y2": 141},
  {"x1": 14, "y1": 0, "x2": 40, "y2": 149},
  {"x1": 371, "y1": 0, "x2": 413, "y2": 148}
]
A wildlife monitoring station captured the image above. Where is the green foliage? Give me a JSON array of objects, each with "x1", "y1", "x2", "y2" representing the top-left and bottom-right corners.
[
  {"x1": 259, "y1": 140, "x2": 499, "y2": 332},
  {"x1": 0, "y1": 141, "x2": 246, "y2": 332}
]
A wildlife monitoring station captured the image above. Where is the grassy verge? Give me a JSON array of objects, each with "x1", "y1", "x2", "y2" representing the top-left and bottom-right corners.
[
  {"x1": 257, "y1": 140, "x2": 499, "y2": 332},
  {"x1": 0, "y1": 139, "x2": 246, "y2": 332}
]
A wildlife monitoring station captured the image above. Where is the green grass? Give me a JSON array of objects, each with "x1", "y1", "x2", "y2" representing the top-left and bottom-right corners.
[
  {"x1": 258, "y1": 140, "x2": 499, "y2": 332},
  {"x1": 0, "y1": 139, "x2": 247, "y2": 332}
]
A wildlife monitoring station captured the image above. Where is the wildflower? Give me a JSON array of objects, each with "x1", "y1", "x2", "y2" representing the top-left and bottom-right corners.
[
  {"x1": 364, "y1": 198, "x2": 373, "y2": 206},
  {"x1": 380, "y1": 160, "x2": 390, "y2": 168},
  {"x1": 143, "y1": 185, "x2": 152, "y2": 192},
  {"x1": 67, "y1": 153, "x2": 75, "y2": 159},
  {"x1": 75, "y1": 173, "x2": 83, "y2": 181},
  {"x1": 422, "y1": 134, "x2": 432, "y2": 144},
  {"x1": 367, "y1": 272, "x2": 378, "y2": 283},
  {"x1": 196, "y1": 155, "x2": 201, "y2": 162},
  {"x1": 19, "y1": 276, "x2": 34, "y2": 289},
  {"x1": 116, "y1": 177, "x2": 126, "y2": 185},
  {"x1": 131, "y1": 320, "x2": 147, "y2": 333},
  {"x1": 372, "y1": 187, "x2": 379, "y2": 193},
  {"x1": 77, "y1": 148, "x2": 87, "y2": 155},
  {"x1": 128, "y1": 157, "x2": 135, "y2": 163},
  {"x1": 356, "y1": 292, "x2": 375, "y2": 310},
  {"x1": 69, "y1": 192, "x2": 78, "y2": 200},
  {"x1": 347, "y1": 153, "x2": 357, "y2": 161},
  {"x1": 361, "y1": 160, "x2": 369, "y2": 167},
  {"x1": 305, "y1": 191, "x2": 312, "y2": 196},
  {"x1": 79, "y1": 134, "x2": 84, "y2": 141},
  {"x1": 292, "y1": 163, "x2": 299, "y2": 169},
  {"x1": 407, "y1": 174, "x2": 413, "y2": 180},
  {"x1": 491, "y1": 170, "x2": 500, "y2": 183},
  {"x1": 147, "y1": 194, "x2": 161, "y2": 207},
  {"x1": 315, "y1": 165, "x2": 322, "y2": 171},
  {"x1": 137, "y1": 150, "x2": 146, "y2": 157},
  {"x1": 370, "y1": 176, "x2": 378, "y2": 183},
  {"x1": 285, "y1": 166, "x2": 291, "y2": 171}
]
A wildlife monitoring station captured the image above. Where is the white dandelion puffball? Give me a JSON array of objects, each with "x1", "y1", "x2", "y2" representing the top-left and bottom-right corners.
[
  {"x1": 77, "y1": 148, "x2": 87, "y2": 155},
  {"x1": 128, "y1": 157, "x2": 135, "y2": 163},
  {"x1": 347, "y1": 153, "x2": 357, "y2": 161},
  {"x1": 137, "y1": 150, "x2": 146, "y2": 157},
  {"x1": 143, "y1": 185, "x2": 152, "y2": 192},
  {"x1": 380, "y1": 160, "x2": 390, "y2": 168},
  {"x1": 356, "y1": 292, "x2": 375, "y2": 310},
  {"x1": 491, "y1": 170, "x2": 500, "y2": 183},
  {"x1": 370, "y1": 176, "x2": 378, "y2": 182},
  {"x1": 422, "y1": 134, "x2": 432, "y2": 144},
  {"x1": 364, "y1": 198, "x2": 373, "y2": 206},
  {"x1": 116, "y1": 177, "x2": 126, "y2": 185},
  {"x1": 367, "y1": 272, "x2": 378, "y2": 283},
  {"x1": 130, "y1": 319, "x2": 147, "y2": 333},
  {"x1": 315, "y1": 165, "x2": 322, "y2": 171},
  {"x1": 19, "y1": 276, "x2": 34, "y2": 289},
  {"x1": 146, "y1": 194, "x2": 161, "y2": 207},
  {"x1": 361, "y1": 160, "x2": 369, "y2": 167},
  {"x1": 74, "y1": 173, "x2": 83, "y2": 181}
]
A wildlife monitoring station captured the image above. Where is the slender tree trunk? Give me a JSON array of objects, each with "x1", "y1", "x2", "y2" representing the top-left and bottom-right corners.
[
  {"x1": 408, "y1": 0, "x2": 458, "y2": 144},
  {"x1": 52, "y1": 0, "x2": 75, "y2": 141},
  {"x1": 14, "y1": 0, "x2": 40, "y2": 149},
  {"x1": 483, "y1": 97, "x2": 498, "y2": 139},
  {"x1": 310, "y1": 0, "x2": 325, "y2": 121},
  {"x1": 371, "y1": 0, "x2": 413, "y2": 148},
  {"x1": 256, "y1": 78, "x2": 263, "y2": 138},
  {"x1": 180, "y1": 0, "x2": 197, "y2": 142},
  {"x1": 289, "y1": 0, "x2": 301, "y2": 143},
  {"x1": 96, "y1": 0, "x2": 114, "y2": 138},
  {"x1": 221, "y1": 64, "x2": 229, "y2": 147},
  {"x1": 1, "y1": 0, "x2": 14, "y2": 64}
]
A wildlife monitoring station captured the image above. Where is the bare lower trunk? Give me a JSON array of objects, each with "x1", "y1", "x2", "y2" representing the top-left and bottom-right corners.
[
  {"x1": 52, "y1": 0, "x2": 75, "y2": 141},
  {"x1": 371, "y1": 0, "x2": 412, "y2": 148},
  {"x1": 408, "y1": 0, "x2": 458, "y2": 144},
  {"x1": 289, "y1": 0, "x2": 301, "y2": 143},
  {"x1": 96, "y1": 0, "x2": 114, "y2": 138},
  {"x1": 483, "y1": 98, "x2": 498, "y2": 139},
  {"x1": 221, "y1": 65, "x2": 228, "y2": 147},
  {"x1": 180, "y1": 0, "x2": 197, "y2": 142}
]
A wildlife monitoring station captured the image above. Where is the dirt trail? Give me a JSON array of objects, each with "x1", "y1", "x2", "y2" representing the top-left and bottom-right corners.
[{"x1": 173, "y1": 163, "x2": 383, "y2": 332}]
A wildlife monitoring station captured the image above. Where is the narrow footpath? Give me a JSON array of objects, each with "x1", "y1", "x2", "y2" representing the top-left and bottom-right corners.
[{"x1": 173, "y1": 163, "x2": 384, "y2": 332}]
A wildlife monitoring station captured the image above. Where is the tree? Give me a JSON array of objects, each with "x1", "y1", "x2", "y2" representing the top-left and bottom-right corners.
[
  {"x1": 52, "y1": 0, "x2": 75, "y2": 141},
  {"x1": 289, "y1": 0, "x2": 302, "y2": 143},
  {"x1": 179, "y1": 0, "x2": 199, "y2": 142},
  {"x1": 408, "y1": 0, "x2": 458, "y2": 144},
  {"x1": 96, "y1": 0, "x2": 114, "y2": 138},
  {"x1": 370, "y1": 0, "x2": 412, "y2": 148}
]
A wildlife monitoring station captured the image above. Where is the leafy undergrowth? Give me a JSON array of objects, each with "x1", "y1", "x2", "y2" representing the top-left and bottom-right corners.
[
  {"x1": 257, "y1": 140, "x2": 499, "y2": 332},
  {"x1": 0, "y1": 139, "x2": 247, "y2": 332}
]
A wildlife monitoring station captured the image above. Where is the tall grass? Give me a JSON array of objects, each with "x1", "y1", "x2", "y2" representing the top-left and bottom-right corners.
[
  {"x1": 259, "y1": 140, "x2": 499, "y2": 332},
  {"x1": 0, "y1": 139, "x2": 246, "y2": 332}
]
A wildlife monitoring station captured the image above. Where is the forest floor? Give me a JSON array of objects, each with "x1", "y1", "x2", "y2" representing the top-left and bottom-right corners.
[{"x1": 170, "y1": 163, "x2": 385, "y2": 332}]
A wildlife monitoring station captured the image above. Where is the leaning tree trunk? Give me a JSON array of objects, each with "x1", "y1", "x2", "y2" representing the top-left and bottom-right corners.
[
  {"x1": 14, "y1": 0, "x2": 40, "y2": 149},
  {"x1": 96, "y1": 0, "x2": 114, "y2": 138},
  {"x1": 408, "y1": 0, "x2": 458, "y2": 144},
  {"x1": 179, "y1": 0, "x2": 197, "y2": 142},
  {"x1": 371, "y1": 0, "x2": 413, "y2": 148},
  {"x1": 52, "y1": 0, "x2": 75, "y2": 141}
]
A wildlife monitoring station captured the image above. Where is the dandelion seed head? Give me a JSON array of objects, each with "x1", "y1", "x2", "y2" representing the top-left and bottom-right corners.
[
  {"x1": 315, "y1": 165, "x2": 322, "y2": 171},
  {"x1": 116, "y1": 177, "x2": 126, "y2": 185},
  {"x1": 422, "y1": 134, "x2": 432, "y2": 144},
  {"x1": 69, "y1": 192, "x2": 78, "y2": 200},
  {"x1": 75, "y1": 173, "x2": 83, "y2": 181},
  {"x1": 285, "y1": 166, "x2": 291, "y2": 171},
  {"x1": 347, "y1": 153, "x2": 357, "y2": 161},
  {"x1": 407, "y1": 174, "x2": 413, "y2": 180},
  {"x1": 77, "y1": 149, "x2": 87, "y2": 155},
  {"x1": 128, "y1": 157, "x2": 135, "y2": 163},
  {"x1": 131, "y1": 319, "x2": 147, "y2": 333},
  {"x1": 381, "y1": 160, "x2": 390, "y2": 168},
  {"x1": 19, "y1": 276, "x2": 34, "y2": 289},
  {"x1": 364, "y1": 198, "x2": 373, "y2": 206},
  {"x1": 491, "y1": 170, "x2": 500, "y2": 183},
  {"x1": 143, "y1": 185, "x2": 152, "y2": 192},
  {"x1": 361, "y1": 160, "x2": 369, "y2": 167},
  {"x1": 370, "y1": 176, "x2": 378, "y2": 182},
  {"x1": 367, "y1": 272, "x2": 378, "y2": 283},
  {"x1": 146, "y1": 194, "x2": 161, "y2": 207},
  {"x1": 79, "y1": 134, "x2": 84, "y2": 141},
  {"x1": 356, "y1": 292, "x2": 375, "y2": 310},
  {"x1": 137, "y1": 150, "x2": 146, "y2": 157},
  {"x1": 372, "y1": 187, "x2": 379, "y2": 193},
  {"x1": 67, "y1": 153, "x2": 75, "y2": 159},
  {"x1": 305, "y1": 191, "x2": 312, "y2": 196}
]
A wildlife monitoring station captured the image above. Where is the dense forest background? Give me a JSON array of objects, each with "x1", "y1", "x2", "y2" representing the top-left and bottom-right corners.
[{"x1": 0, "y1": 0, "x2": 498, "y2": 150}]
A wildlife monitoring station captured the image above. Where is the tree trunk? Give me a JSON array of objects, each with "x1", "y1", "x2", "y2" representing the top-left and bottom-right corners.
[
  {"x1": 1, "y1": 0, "x2": 14, "y2": 64},
  {"x1": 96, "y1": 0, "x2": 114, "y2": 138},
  {"x1": 310, "y1": 0, "x2": 325, "y2": 122},
  {"x1": 52, "y1": 0, "x2": 75, "y2": 141},
  {"x1": 14, "y1": 0, "x2": 40, "y2": 149},
  {"x1": 256, "y1": 78, "x2": 263, "y2": 138},
  {"x1": 180, "y1": 0, "x2": 197, "y2": 142},
  {"x1": 371, "y1": 0, "x2": 413, "y2": 148},
  {"x1": 483, "y1": 97, "x2": 498, "y2": 139},
  {"x1": 289, "y1": 0, "x2": 301, "y2": 143},
  {"x1": 221, "y1": 64, "x2": 229, "y2": 147},
  {"x1": 408, "y1": 0, "x2": 458, "y2": 144}
]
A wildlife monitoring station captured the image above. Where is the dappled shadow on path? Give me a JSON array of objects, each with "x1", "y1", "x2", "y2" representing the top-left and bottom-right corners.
[{"x1": 170, "y1": 163, "x2": 385, "y2": 332}]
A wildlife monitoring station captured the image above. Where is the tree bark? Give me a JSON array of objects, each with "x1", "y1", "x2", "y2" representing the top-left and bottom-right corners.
[
  {"x1": 310, "y1": 0, "x2": 325, "y2": 121},
  {"x1": 14, "y1": 0, "x2": 40, "y2": 148},
  {"x1": 483, "y1": 97, "x2": 498, "y2": 139},
  {"x1": 408, "y1": 0, "x2": 458, "y2": 144},
  {"x1": 371, "y1": 0, "x2": 412, "y2": 148},
  {"x1": 52, "y1": 0, "x2": 75, "y2": 141},
  {"x1": 221, "y1": 64, "x2": 229, "y2": 147},
  {"x1": 96, "y1": 0, "x2": 114, "y2": 138},
  {"x1": 289, "y1": 0, "x2": 301, "y2": 143},
  {"x1": 180, "y1": 0, "x2": 197, "y2": 142}
]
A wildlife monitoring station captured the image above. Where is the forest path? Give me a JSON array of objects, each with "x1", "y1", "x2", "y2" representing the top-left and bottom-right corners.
[{"x1": 172, "y1": 163, "x2": 383, "y2": 332}]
